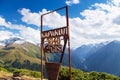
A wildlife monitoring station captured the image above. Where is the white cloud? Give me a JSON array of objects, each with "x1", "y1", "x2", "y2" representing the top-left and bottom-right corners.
[
  {"x1": 19, "y1": 8, "x2": 66, "y2": 29},
  {"x1": 66, "y1": 0, "x2": 80, "y2": 5},
  {"x1": 0, "y1": 31, "x2": 15, "y2": 41},
  {"x1": 113, "y1": 16, "x2": 120, "y2": 25},
  {"x1": 16, "y1": 0, "x2": 120, "y2": 48},
  {"x1": 1, "y1": 0, "x2": 120, "y2": 49},
  {"x1": 71, "y1": 0, "x2": 120, "y2": 47},
  {"x1": 0, "y1": 16, "x2": 40, "y2": 44},
  {"x1": 111, "y1": 0, "x2": 120, "y2": 6},
  {"x1": 43, "y1": 11, "x2": 66, "y2": 29},
  {"x1": 19, "y1": 27, "x2": 40, "y2": 44},
  {"x1": 0, "y1": 17, "x2": 8, "y2": 27},
  {"x1": 18, "y1": 8, "x2": 40, "y2": 27},
  {"x1": 68, "y1": 0, "x2": 120, "y2": 48}
]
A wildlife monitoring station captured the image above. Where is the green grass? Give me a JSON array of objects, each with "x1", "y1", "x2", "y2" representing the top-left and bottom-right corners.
[
  {"x1": 59, "y1": 67, "x2": 120, "y2": 80},
  {"x1": 13, "y1": 42, "x2": 40, "y2": 59},
  {"x1": 0, "y1": 66, "x2": 120, "y2": 80},
  {"x1": 0, "y1": 49, "x2": 40, "y2": 64},
  {"x1": 0, "y1": 67, "x2": 42, "y2": 80},
  {"x1": 12, "y1": 68, "x2": 41, "y2": 78},
  {"x1": 0, "y1": 43, "x2": 41, "y2": 71},
  {"x1": 0, "y1": 66, "x2": 41, "y2": 78},
  {"x1": 0, "y1": 42, "x2": 41, "y2": 65}
]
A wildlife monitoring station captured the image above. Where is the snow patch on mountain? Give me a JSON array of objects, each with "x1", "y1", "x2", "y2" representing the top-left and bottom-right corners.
[
  {"x1": 0, "y1": 43, "x2": 4, "y2": 46},
  {"x1": 0, "y1": 37, "x2": 25, "y2": 47},
  {"x1": 14, "y1": 40, "x2": 25, "y2": 44}
]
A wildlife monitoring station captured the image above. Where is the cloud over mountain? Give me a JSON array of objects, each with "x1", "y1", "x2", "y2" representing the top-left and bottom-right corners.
[
  {"x1": 0, "y1": 16, "x2": 40, "y2": 44},
  {"x1": 1, "y1": 0, "x2": 120, "y2": 49},
  {"x1": 66, "y1": 0, "x2": 80, "y2": 5}
]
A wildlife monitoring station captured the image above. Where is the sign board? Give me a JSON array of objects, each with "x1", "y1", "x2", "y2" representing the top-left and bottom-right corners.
[
  {"x1": 40, "y1": 6, "x2": 72, "y2": 80},
  {"x1": 45, "y1": 62, "x2": 61, "y2": 80}
]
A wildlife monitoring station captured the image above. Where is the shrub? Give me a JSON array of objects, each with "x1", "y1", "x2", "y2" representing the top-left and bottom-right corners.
[
  {"x1": 0, "y1": 66, "x2": 8, "y2": 72},
  {"x1": 30, "y1": 71, "x2": 41, "y2": 78},
  {"x1": 13, "y1": 69, "x2": 41, "y2": 78},
  {"x1": 58, "y1": 67, "x2": 120, "y2": 80}
]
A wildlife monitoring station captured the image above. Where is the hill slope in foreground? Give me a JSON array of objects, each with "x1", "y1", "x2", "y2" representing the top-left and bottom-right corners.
[
  {"x1": 0, "y1": 37, "x2": 41, "y2": 71},
  {"x1": 0, "y1": 66, "x2": 120, "y2": 80},
  {"x1": 0, "y1": 67, "x2": 42, "y2": 80}
]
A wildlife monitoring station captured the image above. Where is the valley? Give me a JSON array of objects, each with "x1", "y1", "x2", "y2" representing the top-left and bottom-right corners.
[{"x1": 1, "y1": 37, "x2": 120, "y2": 79}]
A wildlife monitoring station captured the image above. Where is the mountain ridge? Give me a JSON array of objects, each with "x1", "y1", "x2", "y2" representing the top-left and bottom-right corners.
[
  {"x1": 1, "y1": 37, "x2": 120, "y2": 76},
  {"x1": 0, "y1": 37, "x2": 41, "y2": 71},
  {"x1": 85, "y1": 40, "x2": 120, "y2": 76}
]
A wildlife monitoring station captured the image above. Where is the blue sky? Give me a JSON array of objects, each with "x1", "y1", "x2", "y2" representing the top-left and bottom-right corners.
[
  {"x1": 0, "y1": 0, "x2": 106, "y2": 22},
  {"x1": 0, "y1": 0, "x2": 120, "y2": 48}
]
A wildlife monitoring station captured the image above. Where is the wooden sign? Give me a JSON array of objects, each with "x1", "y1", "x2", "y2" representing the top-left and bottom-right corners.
[
  {"x1": 44, "y1": 36, "x2": 63, "y2": 53},
  {"x1": 40, "y1": 6, "x2": 72, "y2": 80},
  {"x1": 45, "y1": 62, "x2": 61, "y2": 80},
  {"x1": 41, "y1": 27, "x2": 68, "y2": 38},
  {"x1": 41, "y1": 27, "x2": 68, "y2": 53}
]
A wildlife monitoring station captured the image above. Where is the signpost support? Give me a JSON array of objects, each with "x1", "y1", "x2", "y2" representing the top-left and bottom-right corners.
[{"x1": 40, "y1": 6, "x2": 72, "y2": 80}]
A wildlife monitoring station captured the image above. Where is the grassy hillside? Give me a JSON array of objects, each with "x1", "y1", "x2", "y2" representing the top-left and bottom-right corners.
[
  {"x1": 8, "y1": 42, "x2": 40, "y2": 58},
  {"x1": 1, "y1": 40, "x2": 120, "y2": 80},
  {"x1": 59, "y1": 67, "x2": 120, "y2": 80},
  {"x1": 0, "y1": 49, "x2": 40, "y2": 63},
  {"x1": 0, "y1": 66, "x2": 41, "y2": 80},
  {"x1": 0, "y1": 66, "x2": 120, "y2": 80},
  {"x1": 0, "y1": 42, "x2": 41, "y2": 71},
  {"x1": 0, "y1": 67, "x2": 12, "y2": 78}
]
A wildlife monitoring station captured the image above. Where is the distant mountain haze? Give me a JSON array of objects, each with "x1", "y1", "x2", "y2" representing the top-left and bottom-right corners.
[
  {"x1": 1, "y1": 37, "x2": 120, "y2": 76},
  {"x1": 85, "y1": 40, "x2": 120, "y2": 76},
  {"x1": 71, "y1": 40, "x2": 120, "y2": 76}
]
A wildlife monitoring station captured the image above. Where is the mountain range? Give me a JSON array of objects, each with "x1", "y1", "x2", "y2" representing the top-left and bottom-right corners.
[
  {"x1": 85, "y1": 40, "x2": 120, "y2": 76},
  {"x1": 0, "y1": 37, "x2": 41, "y2": 71},
  {"x1": 72, "y1": 40, "x2": 120, "y2": 76},
  {"x1": 1, "y1": 37, "x2": 120, "y2": 76}
]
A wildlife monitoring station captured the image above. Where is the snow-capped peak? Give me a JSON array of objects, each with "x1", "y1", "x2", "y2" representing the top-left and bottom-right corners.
[{"x1": 0, "y1": 37, "x2": 25, "y2": 47}]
